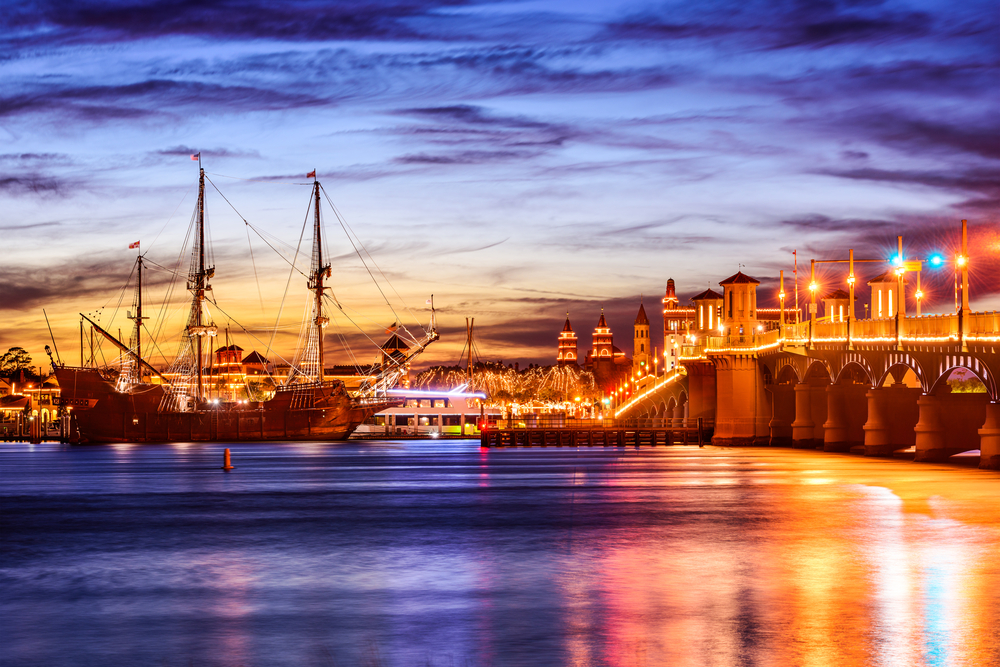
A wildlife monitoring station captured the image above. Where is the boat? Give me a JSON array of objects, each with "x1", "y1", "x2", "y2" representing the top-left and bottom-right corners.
[{"x1": 55, "y1": 160, "x2": 437, "y2": 443}]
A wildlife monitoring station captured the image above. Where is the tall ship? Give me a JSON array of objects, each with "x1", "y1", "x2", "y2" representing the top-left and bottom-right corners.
[{"x1": 55, "y1": 160, "x2": 437, "y2": 443}]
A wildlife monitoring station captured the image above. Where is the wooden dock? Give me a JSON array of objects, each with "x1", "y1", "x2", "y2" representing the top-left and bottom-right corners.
[{"x1": 481, "y1": 419, "x2": 707, "y2": 448}]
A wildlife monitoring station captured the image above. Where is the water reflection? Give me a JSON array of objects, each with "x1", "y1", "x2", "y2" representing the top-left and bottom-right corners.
[{"x1": 1, "y1": 442, "x2": 998, "y2": 666}]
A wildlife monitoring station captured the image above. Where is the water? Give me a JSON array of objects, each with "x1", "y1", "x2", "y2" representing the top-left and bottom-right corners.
[{"x1": 2, "y1": 440, "x2": 999, "y2": 667}]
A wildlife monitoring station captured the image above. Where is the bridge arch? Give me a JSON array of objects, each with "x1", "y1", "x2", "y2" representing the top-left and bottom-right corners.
[
  {"x1": 927, "y1": 359, "x2": 998, "y2": 401},
  {"x1": 876, "y1": 353, "x2": 928, "y2": 392}
]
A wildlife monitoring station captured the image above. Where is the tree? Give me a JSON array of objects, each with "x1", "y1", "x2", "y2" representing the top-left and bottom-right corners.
[{"x1": 0, "y1": 347, "x2": 33, "y2": 379}]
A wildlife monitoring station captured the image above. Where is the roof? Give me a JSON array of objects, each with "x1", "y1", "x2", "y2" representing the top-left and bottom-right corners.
[
  {"x1": 868, "y1": 270, "x2": 908, "y2": 285},
  {"x1": 719, "y1": 271, "x2": 761, "y2": 286},
  {"x1": 242, "y1": 351, "x2": 268, "y2": 365},
  {"x1": 634, "y1": 303, "x2": 649, "y2": 325},
  {"x1": 823, "y1": 289, "x2": 851, "y2": 300},
  {"x1": 215, "y1": 344, "x2": 243, "y2": 352},
  {"x1": 691, "y1": 288, "x2": 724, "y2": 301},
  {"x1": 381, "y1": 333, "x2": 409, "y2": 351},
  {"x1": 596, "y1": 312, "x2": 608, "y2": 328},
  {"x1": 562, "y1": 316, "x2": 573, "y2": 333}
]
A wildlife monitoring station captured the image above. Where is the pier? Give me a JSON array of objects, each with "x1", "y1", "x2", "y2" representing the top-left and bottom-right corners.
[{"x1": 481, "y1": 418, "x2": 707, "y2": 448}]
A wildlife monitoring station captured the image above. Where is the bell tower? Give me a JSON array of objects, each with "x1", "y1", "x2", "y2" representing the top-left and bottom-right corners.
[
  {"x1": 557, "y1": 314, "x2": 578, "y2": 366},
  {"x1": 633, "y1": 301, "x2": 650, "y2": 376}
]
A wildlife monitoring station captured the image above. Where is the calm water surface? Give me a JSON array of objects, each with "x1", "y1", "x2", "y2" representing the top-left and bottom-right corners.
[{"x1": 2, "y1": 440, "x2": 999, "y2": 667}]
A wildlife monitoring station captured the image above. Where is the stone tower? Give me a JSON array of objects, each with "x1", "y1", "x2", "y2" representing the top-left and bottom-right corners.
[
  {"x1": 719, "y1": 271, "x2": 761, "y2": 339},
  {"x1": 633, "y1": 302, "x2": 651, "y2": 376},
  {"x1": 556, "y1": 314, "x2": 578, "y2": 366}
]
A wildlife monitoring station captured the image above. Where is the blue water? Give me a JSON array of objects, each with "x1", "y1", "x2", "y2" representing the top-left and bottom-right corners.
[{"x1": 2, "y1": 440, "x2": 999, "y2": 666}]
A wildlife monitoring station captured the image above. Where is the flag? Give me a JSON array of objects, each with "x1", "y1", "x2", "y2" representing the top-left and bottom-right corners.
[
  {"x1": 385, "y1": 322, "x2": 397, "y2": 334},
  {"x1": 425, "y1": 299, "x2": 432, "y2": 305},
  {"x1": 306, "y1": 169, "x2": 316, "y2": 179},
  {"x1": 129, "y1": 241, "x2": 140, "y2": 249},
  {"x1": 190, "y1": 152, "x2": 200, "y2": 161}
]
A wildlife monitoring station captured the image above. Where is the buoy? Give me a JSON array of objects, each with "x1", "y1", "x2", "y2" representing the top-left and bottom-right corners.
[{"x1": 221, "y1": 448, "x2": 235, "y2": 470}]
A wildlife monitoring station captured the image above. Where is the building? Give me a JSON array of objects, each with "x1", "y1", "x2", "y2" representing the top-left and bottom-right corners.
[
  {"x1": 662, "y1": 279, "x2": 696, "y2": 370},
  {"x1": 582, "y1": 310, "x2": 632, "y2": 396},
  {"x1": 633, "y1": 303, "x2": 651, "y2": 376},
  {"x1": 556, "y1": 314, "x2": 579, "y2": 366}
]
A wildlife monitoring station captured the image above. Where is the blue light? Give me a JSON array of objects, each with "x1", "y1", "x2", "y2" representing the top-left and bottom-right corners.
[
  {"x1": 929, "y1": 254, "x2": 944, "y2": 267},
  {"x1": 890, "y1": 254, "x2": 902, "y2": 266}
]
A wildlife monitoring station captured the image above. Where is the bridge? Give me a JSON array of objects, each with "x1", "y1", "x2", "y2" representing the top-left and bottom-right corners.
[{"x1": 615, "y1": 224, "x2": 1000, "y2": 469}]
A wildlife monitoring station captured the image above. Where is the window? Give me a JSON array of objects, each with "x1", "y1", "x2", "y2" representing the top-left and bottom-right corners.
[
  {"x1": 878, "y1": 291, "x2": 884, "y2": 318},
  {"x1": 640, "y1": 344, "x2": 645, "y2": 352},
  {"x1": 888, "y1": 289, "x2": 893, "y2": 316}
]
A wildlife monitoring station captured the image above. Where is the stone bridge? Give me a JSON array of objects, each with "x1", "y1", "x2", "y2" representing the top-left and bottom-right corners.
[{"x1": 616, "y1": 309, "x2": 1000, "y2": 469}]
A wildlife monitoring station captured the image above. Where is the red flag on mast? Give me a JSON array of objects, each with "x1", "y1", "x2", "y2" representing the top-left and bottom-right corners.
[
  {"x1": 307, "y1": 170, "x2": 316, "y2": 179},
  {"x1": 190, "y1": 152, "x2": 200, "y2": 161},
  {"x1": 129, "y1": 241, "x2": 140, "y2": 249}
]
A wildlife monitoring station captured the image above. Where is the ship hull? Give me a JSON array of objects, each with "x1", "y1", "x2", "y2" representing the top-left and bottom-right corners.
[{"x1": 55, "y1": 367, "x2": 390, "y2": 444}]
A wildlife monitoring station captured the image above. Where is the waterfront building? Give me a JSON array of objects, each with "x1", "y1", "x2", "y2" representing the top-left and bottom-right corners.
[
  {"x1": 662, "y1": 279, "x2": 696, "y2": 370},
  {"x1": 556, "y1": 314, "x2": 578, "y2": 366}
]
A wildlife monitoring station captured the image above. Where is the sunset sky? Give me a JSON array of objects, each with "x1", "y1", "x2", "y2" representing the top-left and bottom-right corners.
[{"x1": 2, "y1": 0, "x2": 998, "y2": 372}]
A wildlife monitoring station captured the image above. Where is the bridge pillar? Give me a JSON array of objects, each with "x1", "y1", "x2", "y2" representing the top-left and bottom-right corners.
[
  {"x1": 863, "y1": 388, "x2": 893, "y2": 456},
  {"x1": 913, "y1": 395, "x2": 947, "y2": 462},
  {"x1": 767, "y1": 383, "x2": 794, "y2": 447},
  {"x1": 979, "y1": 402, "x2": 1000, "y2": 470},
  {"x1": 823, "y1": 384, "x2": 851, "y2": 452},
  {"x1": 673, "y1": 401, "x2": 684, "y2": 427},
  {"x1": 791, "y1": 383, "x2": 817, "y2": 448}
]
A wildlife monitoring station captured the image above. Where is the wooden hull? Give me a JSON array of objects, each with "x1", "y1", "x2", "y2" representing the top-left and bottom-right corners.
[{"x1": 55, "y1": 367, "x2": 388, "y2": 444}]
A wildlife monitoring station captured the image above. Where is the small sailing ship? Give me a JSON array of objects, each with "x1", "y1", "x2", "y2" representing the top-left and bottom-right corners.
[{"x1": 55, "y1": 161, "x2": 437, "y2": 443}]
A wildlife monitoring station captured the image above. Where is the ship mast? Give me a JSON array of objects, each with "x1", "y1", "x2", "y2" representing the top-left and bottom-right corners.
[
  {"x1": 308, "y1": 173, "x2": 331, "y2": 382},
  {"x1": 128, "y1": 254, "x2": 147, "y2": 378},
  {"x1": 186, "y1": 158, "x2": 216, "y2": 402}
]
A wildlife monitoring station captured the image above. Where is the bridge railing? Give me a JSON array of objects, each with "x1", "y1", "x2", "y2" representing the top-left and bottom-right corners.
[
  {"x1": 853, "y1": 318, "x2": 896, "y2": 339},
  {"x1": 813, "y1": 320, "x2": 848, "y2": 340},
  {"x1": 706, "y1": 328, "x2": 781, "y2": 351},
  {"x1": 968, "y1": 310, "x2": 1000, "y2": 337},
  {"x1": 903, "y1": 312, "x2": 958, "y2": 339}
]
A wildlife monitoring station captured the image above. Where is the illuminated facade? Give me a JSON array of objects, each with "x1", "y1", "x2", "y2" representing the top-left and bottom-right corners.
[
  {"x1": 557, "y1": 314, "x2": 578, "y2": 366},
  {"x1": 662, "y1": 278, "x2": 696, "y2": 369}
]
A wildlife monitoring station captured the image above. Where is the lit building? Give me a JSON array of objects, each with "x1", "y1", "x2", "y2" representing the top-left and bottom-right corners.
[{"x1": 556, "y1": 314, "x2": 579, "y2": 366}]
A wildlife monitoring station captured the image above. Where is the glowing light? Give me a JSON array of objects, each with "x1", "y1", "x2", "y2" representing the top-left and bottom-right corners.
[
  {"x1": 847, "y1": 275, "x2": 855, "y2": 285},
  {"x1": 929, "y1": 254, "x2": 944, "y2": 267},
  {"x1": 916, "y1": 290, "x2": 924, "y2": 300},
  {"x1": 891, "y1": 254, "x2": 902, "y2": 266},
  {"x1": 757, "y1": 325, "x2": 764, "y2": 332},
  {"x1": 809, "y1": 282, "x2": 818, "y2": 292},
  {"x1": 957, "y1": 255, "x2": 967, "y2": 267},
  {"x1": 778, "y1": 292, "x2": 785, "y2": 300}
]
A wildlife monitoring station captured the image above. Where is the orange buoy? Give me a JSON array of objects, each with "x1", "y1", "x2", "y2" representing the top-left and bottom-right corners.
[{"x1": 221, "y1": 448, "x2": 235, "y2": 470}]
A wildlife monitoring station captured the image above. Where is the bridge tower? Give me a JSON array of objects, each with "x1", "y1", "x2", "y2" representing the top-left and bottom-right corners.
[
  {"x1": 556, "y1": 314, "x2": 578, "y2": 366},
  {"x1": 712, "y1": 272, "x2": 769, "y2": 446},
  {"x1": 633, "y1": 302, "x2": 651, "y2": 377}
]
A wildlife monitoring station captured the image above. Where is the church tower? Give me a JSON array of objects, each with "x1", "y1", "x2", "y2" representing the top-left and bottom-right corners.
[
  {"x1": 633, "y1": 302, "x2": 650, "y2": 376},
  {"x1": 591, "y1": 310, "x2": 614, "y2": 359},
  {"x1": 556, "y1": 314, "x2": 578, "y2": 366}
]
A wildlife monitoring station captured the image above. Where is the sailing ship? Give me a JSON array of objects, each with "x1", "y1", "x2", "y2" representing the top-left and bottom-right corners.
[{"x1": 55, "y1": 161, "x2": 437, "y2": 443}]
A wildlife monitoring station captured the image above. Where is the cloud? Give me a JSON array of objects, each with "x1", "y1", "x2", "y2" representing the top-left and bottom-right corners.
[
  {"x1": 0, "y1": 173, "x2": 66, "y2": 196},
  {"x1": 817, "y1": 166, "x2": 1000, "y2": 209}
]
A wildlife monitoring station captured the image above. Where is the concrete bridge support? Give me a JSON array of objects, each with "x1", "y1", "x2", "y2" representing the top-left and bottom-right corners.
[
  {"x1": 913, "y1": 395, "x2": 946, "y2": 462},
  {"x1": 767, "y1": 383, "x2": 794, "y2": 447},
  {"x1": 862, "y1": 388, "x2": 891, "y2": 456},
  {"x1": 823, "y1": 384, "x2": 851, "y2": 452},
  {"x1": 980, "y1": 402, "x2": 1000, "y2": 470},
  {"x1": 864, "y1": 384, "x2": 920, "y2": 456},
  {"x1": 791, "y1": 383, "x2": 816, "y2": 449}
]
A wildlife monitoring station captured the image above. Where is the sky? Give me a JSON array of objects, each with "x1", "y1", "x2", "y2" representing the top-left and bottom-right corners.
[{"x1": 1, "y1": 0, "x2": 998, "y2": 373}]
